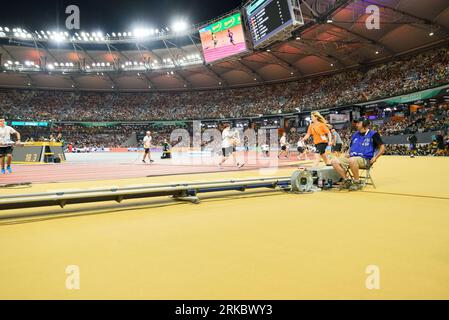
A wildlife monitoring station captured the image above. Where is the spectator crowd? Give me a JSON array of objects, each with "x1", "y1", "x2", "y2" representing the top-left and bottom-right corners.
[
  {"x1": 0, "y1": 47, "x2": 448, "y2": 121},
  {"x1": 1, "y1": 46, "x2": 448, "y2": 156}
]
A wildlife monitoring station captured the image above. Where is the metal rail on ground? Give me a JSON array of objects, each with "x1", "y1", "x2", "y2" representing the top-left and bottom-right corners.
[{"x1": 0, "y1": 176, "x2": 293, "y2": 210}]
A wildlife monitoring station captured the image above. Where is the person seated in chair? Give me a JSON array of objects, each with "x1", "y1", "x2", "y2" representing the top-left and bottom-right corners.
[{"x1": 331, "y1": 118, "x2": 385, "y2": 191}]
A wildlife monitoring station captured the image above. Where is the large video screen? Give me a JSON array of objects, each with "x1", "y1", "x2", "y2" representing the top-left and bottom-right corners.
[
  {"x1": 199, "y1": 12, "x2": 248, "y2": 64},
  {"x1": 246, "y1": 0, "x2": 294, "y2": 48}
]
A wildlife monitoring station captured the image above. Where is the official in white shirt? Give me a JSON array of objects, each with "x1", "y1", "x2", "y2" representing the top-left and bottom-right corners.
[
  {"x1": 0, "y1": 118, "x2": 21, "y2": 174},
  {"x1": 142, "y1": 131, "x2": 154, "y2": 164}
]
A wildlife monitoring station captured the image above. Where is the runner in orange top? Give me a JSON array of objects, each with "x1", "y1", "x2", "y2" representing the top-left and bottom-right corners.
[{"x1": 301, "y1": 111, "x2": 333, "y2": 166}]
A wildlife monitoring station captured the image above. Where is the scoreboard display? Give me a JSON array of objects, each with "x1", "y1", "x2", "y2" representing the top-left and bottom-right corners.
[
  {"x1": 246, "y1": 0, "x2": 295, "y2": 48},
  {"x1": 199, "y1": 12, "x2": 248, "y2": 64}
]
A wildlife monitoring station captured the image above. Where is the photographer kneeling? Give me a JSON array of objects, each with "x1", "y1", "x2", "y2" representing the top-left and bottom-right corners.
[{"x1": 331, "y1": 118, "x2": 385, "y2": 191}]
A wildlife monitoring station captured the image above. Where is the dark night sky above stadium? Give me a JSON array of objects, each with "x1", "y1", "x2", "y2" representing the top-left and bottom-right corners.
[{"x1": 0, "y1": 0, "x2": 244, "y2": 31}]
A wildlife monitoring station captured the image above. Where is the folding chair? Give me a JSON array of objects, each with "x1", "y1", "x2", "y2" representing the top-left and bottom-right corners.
[{"x1": 346, "y1": 161, "x2": 376, "y2": 189}]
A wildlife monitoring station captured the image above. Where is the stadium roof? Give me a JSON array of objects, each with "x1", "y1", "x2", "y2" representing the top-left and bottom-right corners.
[{"x1": 0, "y1": 0, "x2": 448, "y2": 91}]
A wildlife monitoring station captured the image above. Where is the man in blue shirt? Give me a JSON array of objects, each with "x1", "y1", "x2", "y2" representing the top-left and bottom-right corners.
[{"x1": 331, "y1": 118, "x2": 385, "y2": 190}]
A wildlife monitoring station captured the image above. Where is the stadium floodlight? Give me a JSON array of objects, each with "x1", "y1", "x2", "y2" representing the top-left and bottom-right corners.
[
  {"x1": 4, "y1": 27, "x2": 9, "y2": 32},
  {"x1": 14, "y1": 61, "x2": 19, "y2": 65},
  {"x1": 134, "y1": 28, "x2": 150, "y2": 38},
  {"x1": 172, "y1": 20, "x2": 188, "y2": 32},
  {"x1": 429, "y1": 32, "x2": 434, "y2": 36},
  {"x1": 3, "y1": 63, "x2": 8, "y2": 68},
  {"x1": 47, "y1": 64, "x2": 54, "y2": 70},
  {"x1": 53, "y1": 33, "x2": 64, "y2": 42}
]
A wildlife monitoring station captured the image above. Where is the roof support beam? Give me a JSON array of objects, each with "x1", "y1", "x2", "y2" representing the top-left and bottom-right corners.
[
  {"x1": 135, "y1": 43, "x2": 156, "y2": 89},
  {"x1": 286, "y1": 41, "x2": 345, "y2": 68},
  {"x1": 161, "y1": 39, "x2": 191, "y2": 88},
  {"x1": 234, "y1": 59, "x2": 264, "y2": 83},
  {"x1": 329, "y1": 22, "x2": 396, "y2": 56},
  {"x1": 73, "y1": 43, "x2": 118, "y2": 89},
  {"x1": 0, "y1": 45, "x2": 35, "y2": 87},
  {"x1": 267, "y1": 51, "x2": 304, "y2": 76},
  {"x1": 205, "y1": 65, "x2": 228, "y2": 86}
]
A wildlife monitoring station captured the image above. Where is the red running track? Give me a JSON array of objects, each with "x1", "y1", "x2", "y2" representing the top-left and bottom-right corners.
[{"x1": 0, "y1": 156, "x2": 302, "y2": 185}]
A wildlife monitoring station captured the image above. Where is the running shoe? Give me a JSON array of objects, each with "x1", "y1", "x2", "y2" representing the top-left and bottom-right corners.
[
  {"x1": 349, "y1": 181, "x2": 363, "y2": 191},
  {"x1": 339, "y1": 179, "x2": 353, "y2": 190},
  {"x1": 6, "y1": 166, "x2": 12, "y2": 174},
  {"x1": 1, "y1": 168, "x2": 5, "y2": 174}
]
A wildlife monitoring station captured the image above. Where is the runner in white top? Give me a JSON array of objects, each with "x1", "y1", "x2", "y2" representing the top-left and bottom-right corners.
[
  {"x1": 297, "y1": 136, "x2": 307, "y2": 161},
  {"x1": 142, "y1": 131, "x2": 154, "y2": 164},
  {"x1": 261, "y1": 144, "x2": 270, "y2": 157},
  {"x1": 231, "y1": 128, "x2": 244, "y2": 168},
  {"x1": 278, "y1": 132, "x2": 289, "y2": 159},
  {"x1": 218, "y1": 123, "x2": 244, "y2": 169},
  {"x1": 0, "y1": 118, "x2": 21, "y2": 174}
]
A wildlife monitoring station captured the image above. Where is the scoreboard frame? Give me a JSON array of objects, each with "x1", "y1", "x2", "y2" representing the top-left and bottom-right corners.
[{"x1": 244, "y1": 0, "x2": 304, "y2": 49}]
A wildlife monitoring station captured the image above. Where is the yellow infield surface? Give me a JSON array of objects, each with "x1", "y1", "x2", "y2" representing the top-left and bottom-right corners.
[{"x1": 0, "y1": 156, "x2": 448, "y2": 299}]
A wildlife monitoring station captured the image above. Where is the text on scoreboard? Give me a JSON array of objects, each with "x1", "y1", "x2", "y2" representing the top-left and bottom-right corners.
[{"x1": 246, "y1": 0, "x2": 294, "y2": 48}]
